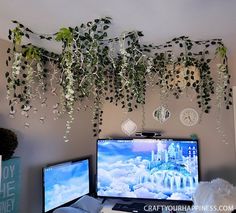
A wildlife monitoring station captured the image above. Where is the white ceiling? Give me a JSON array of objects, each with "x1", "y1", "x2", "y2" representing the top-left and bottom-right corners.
[{"x1": 0, "y1": 0, "x2": 236, "y2": 52}]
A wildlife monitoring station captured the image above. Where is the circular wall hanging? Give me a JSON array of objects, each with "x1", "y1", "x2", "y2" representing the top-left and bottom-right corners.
[
  {"x1": 153, "y1": 106, "x2": 171, "y2": 123},
  {"x1": 180, "y1": 108, "x2": 199, "y2": 126}
]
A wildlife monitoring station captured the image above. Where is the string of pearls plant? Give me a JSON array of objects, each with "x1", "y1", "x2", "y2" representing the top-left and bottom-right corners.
[{"x1": 5, "y1": 17, "x2": 232, "y2": 141}]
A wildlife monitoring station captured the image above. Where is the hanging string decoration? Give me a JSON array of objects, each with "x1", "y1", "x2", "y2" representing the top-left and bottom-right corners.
[{"x1": 5, "y1": 17, "x2": 232, "y2": 141}]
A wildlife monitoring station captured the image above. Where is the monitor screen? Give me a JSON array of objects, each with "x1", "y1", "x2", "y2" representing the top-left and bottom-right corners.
[
  {"x1": 43, "y1": 157, "x2": 91, "y2": 212},
  {"x1": 96, "y1": 139, "x2": 199, "y2": 202}
]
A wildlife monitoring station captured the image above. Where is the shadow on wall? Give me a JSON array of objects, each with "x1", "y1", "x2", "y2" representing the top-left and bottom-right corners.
[
  {"x1": 205, "y1": 166, "x2": 236, "y2": 185},
  {"x1": 28, "y1": 165, "x2": 44, "y2": 213},
  {"x1": 0, "y1": 114, "x2": 8, "y2": 127}
]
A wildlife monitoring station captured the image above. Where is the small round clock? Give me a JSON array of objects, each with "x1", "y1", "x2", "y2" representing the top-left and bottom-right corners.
[{"x1": 180, "y1": 108, "x2": 199, "y2": 126}]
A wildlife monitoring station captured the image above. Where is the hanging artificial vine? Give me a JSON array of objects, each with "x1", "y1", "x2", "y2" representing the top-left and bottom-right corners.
[{"x1": 5, "y1": 17, "x2": 232, "y2": 141}]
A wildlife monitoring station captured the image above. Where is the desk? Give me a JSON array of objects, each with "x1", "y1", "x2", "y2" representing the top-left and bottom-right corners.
[
  {"x1": 100, "y1": 199, "x2": 151, "y2": 213},
  {"x1": 100, "y1": 200, "x2": 124, "y2": 213},
  {"x1": 100, "y1": 199, "x2": 186, "y2": 213}
]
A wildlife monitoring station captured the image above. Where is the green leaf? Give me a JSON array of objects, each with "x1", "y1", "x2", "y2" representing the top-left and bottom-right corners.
[
  {"x1": 103, "y1": 18, "x2": 111, "y2": 24},
  {"x1": 55, "y1": 27, "x2": 73, "y2": 44},
  {"x1": 12, "y1": 27, "x2": 23, "y2": 45},
  {"x1": 103, "y1": 32, "x2": 108, "y2": 38},
  {"x1": 92, "y1": 25, "x2": 97, "y2": 31},
  {"x1": 103, "y1": 25, "x2": 109, "y2": 30},
  {"x1": 137, "y1": 31, "x2": 144, "y2": 37},
  {"x1": 23, "y1": 45, "x2": 41, "y2": 60},
  {"x1": 215, "y1": 45, "x2": 227, "y2": 58},
  {"x1": 87, "y1": 21, "x2": 92, "y2": 27}
]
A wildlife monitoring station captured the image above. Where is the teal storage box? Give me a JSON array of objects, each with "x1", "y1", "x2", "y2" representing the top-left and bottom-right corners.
[{"x1": 0, "y1": 157, "x2": 20, "y2": 213}]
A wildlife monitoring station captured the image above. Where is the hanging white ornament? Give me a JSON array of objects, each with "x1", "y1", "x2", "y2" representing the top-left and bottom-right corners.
[
  {"x1": 53, "y1": 103, "x2": 59, "y2": 109},
  {"x1": 24, "y1": 123, "x2": 30, "y2": 128},
  {"x1": 153, "y1": 106, "x2": 171, "y2": 123},
  {"x1": 40, "y1": 117, "x2": 45, "y2": 124},
  {"x1": 21, "y1": 110, "x2": 28, "y2": 117},
  {"x1": 9, "y1": 114, "x2": 15, "y2": 119},
  {"x1": 9, "y1": 109, "x2": 15, "y2": 118},
  {"x1": 121, "y1": 119, "x2": 137, "y2": 136},
  {"x1": 41, "y1": 98, "x2": 47, "y2": 107},
  {"x1": 23, "y1": 105, "x2": 31, "y2": 111}
]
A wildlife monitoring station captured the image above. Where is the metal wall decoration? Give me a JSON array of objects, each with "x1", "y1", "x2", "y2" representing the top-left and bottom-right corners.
[
  {"x1": 153, "y1": 106, "x2": 171, "y2": 123},
  {"x1": 121, "y1": 119, "x2": 137, "y2": 136}
]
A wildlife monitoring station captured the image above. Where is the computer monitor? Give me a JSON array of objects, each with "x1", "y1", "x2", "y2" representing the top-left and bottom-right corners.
[
  {"x1": 43, "y1": 156, "x2": 91, "y2": 213},
  {"x1": 96, "y1": 138, "x2": 200, "y2": 203}
]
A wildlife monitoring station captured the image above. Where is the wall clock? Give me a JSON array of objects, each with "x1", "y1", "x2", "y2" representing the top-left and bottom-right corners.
[{"x1": 180, "y1": 108, "x2": 199, "y2": 126}]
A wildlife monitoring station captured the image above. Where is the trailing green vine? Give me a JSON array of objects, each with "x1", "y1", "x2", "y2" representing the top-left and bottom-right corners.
[{"x1": 5, "y1": 18, "x2": 232, "y2": 141}]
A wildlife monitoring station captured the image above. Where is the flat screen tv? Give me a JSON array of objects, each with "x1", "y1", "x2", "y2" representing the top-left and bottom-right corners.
[
  {"x1": 43, "y1": 156, "x2": 91, "y2": 213},
  {"x1": 96, "y1": 138, "x2": 200, "y2": 203}
]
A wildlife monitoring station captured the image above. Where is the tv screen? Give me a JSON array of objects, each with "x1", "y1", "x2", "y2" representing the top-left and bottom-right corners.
[
  {"x1": 43, "y1": 156, "x2": 91, "y2": 213},
  {"x1": 96, "y1": 139, "x2": 199, "y2": 202}
]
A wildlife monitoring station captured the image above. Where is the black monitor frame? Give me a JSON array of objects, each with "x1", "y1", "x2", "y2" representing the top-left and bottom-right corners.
[
  {"x1": 42, "y1": 155, "x2": 92, "y2": 213},
  {"x1": 95, "y1": 138, "x2": 200, "y2": 205}
]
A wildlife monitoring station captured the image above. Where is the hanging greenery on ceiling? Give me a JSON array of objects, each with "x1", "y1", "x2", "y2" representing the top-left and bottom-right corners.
[{"x1": 5, "y1": 17, "x2": 232, "y2": 141}]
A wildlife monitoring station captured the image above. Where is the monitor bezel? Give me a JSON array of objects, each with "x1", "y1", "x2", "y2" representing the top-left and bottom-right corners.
[
  {"x1": 95, "y1": 138, "x2": 200, "y2": 204},
  {"x1": 42, "y1": 155, "x2": 92, "y2": 213}
]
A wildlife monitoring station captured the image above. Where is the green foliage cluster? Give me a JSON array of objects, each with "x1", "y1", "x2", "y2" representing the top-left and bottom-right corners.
[{"x1": 5, "y1": 18, "x2": 232, "y2": 139}]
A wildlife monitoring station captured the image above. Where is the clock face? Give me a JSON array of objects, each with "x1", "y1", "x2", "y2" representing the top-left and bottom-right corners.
[{"x1": 180, "y1": 108, "x2": 199, "y2": 126}]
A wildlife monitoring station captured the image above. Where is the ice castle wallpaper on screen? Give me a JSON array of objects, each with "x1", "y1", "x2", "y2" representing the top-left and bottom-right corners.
[
  {"x1": 97, "y1": 139, "x2": 199, "y2": 201},
  {"x1": 44, "y1": 160, "x2": 89, "y2": 212}
]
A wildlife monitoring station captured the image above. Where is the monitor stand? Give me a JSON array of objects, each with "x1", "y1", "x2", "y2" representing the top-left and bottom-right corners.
[{"x1": 112, "y1": 202, "x2": 161, "y2": 213}]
